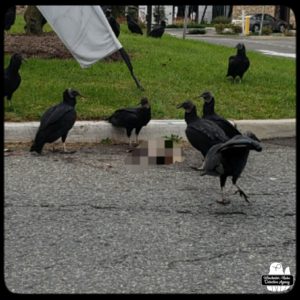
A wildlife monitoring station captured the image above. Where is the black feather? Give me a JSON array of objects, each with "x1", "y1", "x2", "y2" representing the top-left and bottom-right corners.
[
  {"x1": 107, "y1": 97, "x2": 151, "y2": 140},
  {"x1": 30, "y1": 89, "x2": 81, "y2": 154},
  {"x1": 4, "y1": 6, "x2": 16, "y2": 31},
  {"x1": 105, "y1": 9, "x2": 120, "y2": 37},
  {"x1": 4, "y1": 53, "x2": 24, "y2": 104},
  {"x1": 200, "y1": 134, "x2": 262, "y2": 203},
  {"x1": 177, "y1": 100, "x2": 228, "y2": 157},
  {"x1": 200, "y1": 91, "x2": 241, "y2": 138},
  {"x1": 226, "y1": 43, "x2": 250, "y2": 81},
  {"x1": 126, "y1": 15, "x2": 143, "y2": 35},
  {"x1": 149, "y1": 20, "x2": 166, "y2": 38}
]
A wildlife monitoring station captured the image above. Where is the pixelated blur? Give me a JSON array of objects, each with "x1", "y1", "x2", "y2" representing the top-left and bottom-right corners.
[{"x1": 125, "y1": 139, "x2": 184, "y2": 169}]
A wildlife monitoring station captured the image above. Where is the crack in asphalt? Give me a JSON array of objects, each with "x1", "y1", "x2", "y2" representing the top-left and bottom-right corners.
[
  {"x1": 167, "y1": 250, "x2": 248, "y2": 268},
  {"x1": 167, "y1": 237, "x2": 296, "y2": 269},
  {"x1": 5, "y1": 202, "x2": 296, "y2": 220},
  {"x1": 213, "y1": 211, "x2": 247, "y2": 216}
]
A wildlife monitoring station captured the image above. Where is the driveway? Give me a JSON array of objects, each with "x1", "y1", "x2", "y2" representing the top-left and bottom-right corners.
[
  {"x1": 165, "y1": 28, "x2": 296, "y2": 59},
  {"x1": 4, "y1": 138, "x2": 296, "y2": 293}
]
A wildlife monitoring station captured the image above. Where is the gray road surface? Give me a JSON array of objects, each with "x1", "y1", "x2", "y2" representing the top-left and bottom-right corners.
[
  {"x1": 4, "y1": 138, "x2": 296, "y2": 294},
  {"x1": 166, "y1": 28, "x2": 296, "y2": 58}
]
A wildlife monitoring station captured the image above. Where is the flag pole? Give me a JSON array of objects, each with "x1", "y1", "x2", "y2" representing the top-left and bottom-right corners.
[{"x1": 119, "y1": 48, "x2": 144, "y2": 90}]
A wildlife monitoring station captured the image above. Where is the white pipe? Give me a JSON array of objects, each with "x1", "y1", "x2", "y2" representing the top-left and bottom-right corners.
[
  {"x1": 183, "y1": 5, "x2": 189, "y2": 39},
  {"x1": 242, "y1": 9, "x2": 245, "y2": 35}
]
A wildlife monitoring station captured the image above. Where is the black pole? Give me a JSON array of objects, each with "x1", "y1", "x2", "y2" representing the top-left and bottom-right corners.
[
  {"x1": 119, "y1": 48, "x2": 144, "y2": 90},
  {"x1": 147, "y1": 5, "x2": 152, "y2": 35}
]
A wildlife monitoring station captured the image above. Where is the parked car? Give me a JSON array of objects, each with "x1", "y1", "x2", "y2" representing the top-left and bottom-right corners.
[
  {"x1": 231, "y1": 13, "x2": 290, "y2": 33},
  {"x1": 249, "y1": 14, "x2": 289, "y2": 33}
]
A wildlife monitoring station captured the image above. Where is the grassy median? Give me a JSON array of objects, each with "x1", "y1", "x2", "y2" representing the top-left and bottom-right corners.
[{"x1": 4, "y1": 17, "x2": 296, "y2": 121}]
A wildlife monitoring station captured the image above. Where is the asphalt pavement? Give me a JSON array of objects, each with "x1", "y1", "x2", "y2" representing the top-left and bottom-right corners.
[
  {"x1": 165, "y1": 28, "x2": 296, "y2": 59},
  {"x1": 4, "y1": 137, "x2": 296, "y2": 294}
]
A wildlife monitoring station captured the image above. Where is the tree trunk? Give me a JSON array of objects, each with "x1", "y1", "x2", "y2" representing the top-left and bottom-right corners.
[
  {"x1": 24, "y1": 6, "x2": 47, "y2": 35},
  {"x1": 200, "y1": 6, "x2": 208, "y2": 24},
  {"x1": 146, "y1": 5, "x2": 152, "y2": 35}
]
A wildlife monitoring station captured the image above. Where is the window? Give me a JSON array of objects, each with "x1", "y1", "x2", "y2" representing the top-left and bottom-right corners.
[{"x1": 264, "y1": 14, "x2": 274, "y2": 22}]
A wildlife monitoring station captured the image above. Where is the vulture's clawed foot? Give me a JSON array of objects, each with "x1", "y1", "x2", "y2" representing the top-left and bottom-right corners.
[{"x1": 234, "y1": 189, "x2": 250, "y2": 204}]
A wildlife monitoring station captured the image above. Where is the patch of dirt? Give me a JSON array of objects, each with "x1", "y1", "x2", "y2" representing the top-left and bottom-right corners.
[{"x1": 4, "y1": 32, "x2": 124, "y2": 62}]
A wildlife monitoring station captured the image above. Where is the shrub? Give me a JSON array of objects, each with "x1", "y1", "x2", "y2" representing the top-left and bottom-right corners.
[
  {"x1": 163, "y1": 134, "x2": 183, "y2": 144},
  {"x1": 166, "y1": 24, "x2": 179, "y2": 28},
  {"x1": 222, "y1": 28, "x2": 234, "y2": 34},
  {"x1": 166, "y1": 23, "x2": 206, "y2": 29},
  {"x1": 262, "y1": 26, "x2": 272, "y2": 35},
  {"x1": 188, "y1": 28, "x2": 206, "y2": 34},
  {"x1": 187, "y1": 23, "x2": 206, "y2": 29},
  {"x1": 230, "y1": 24, "x2": 242, "y2": 34},
  {"x1": 284, "y1": 30, "x2": 295, "y2": 36},
  {"x1": 214, "y1": 23, "x2": 225, "y2": 34},
  {"x1": 212, "y1": 16, "x2": 231, "y2": 25}
]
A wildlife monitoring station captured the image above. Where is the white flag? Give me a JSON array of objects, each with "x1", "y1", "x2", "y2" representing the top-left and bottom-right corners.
[{"x1": 37, "y1": 5, "x2": 122, "y2": 68}]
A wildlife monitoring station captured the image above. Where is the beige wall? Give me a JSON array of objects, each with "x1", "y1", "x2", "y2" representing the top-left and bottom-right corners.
[
  {"x1": 232, "y1": 6, "x2": 275, "y2": 19},
  {"x1": 289, "y1": 9, "x2": 296, "y2": 28},
  {"x1": 232, "y1": 6, "x2": 296, "y2": 28}
]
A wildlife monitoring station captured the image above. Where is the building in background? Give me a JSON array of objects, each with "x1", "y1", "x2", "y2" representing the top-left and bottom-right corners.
[
  {"x1": 138, "y1": 5, "x2": 232, "y2": 25},
  {"x1": 137, "y1": 5, "x2": 295, "y2": 28},
  {"x1": 138, "y1": 5, "x2": 173, "y2": 25}
]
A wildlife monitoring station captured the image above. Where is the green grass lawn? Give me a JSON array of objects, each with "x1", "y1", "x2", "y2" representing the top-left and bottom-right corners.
[{"x1": 4, "y1": 17, "x2": 296, "y2": 121}]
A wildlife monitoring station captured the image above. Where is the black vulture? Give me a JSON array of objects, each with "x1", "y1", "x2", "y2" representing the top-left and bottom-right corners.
[
  {"x1": 30, "y1": 88, "x2": 83, "y2": 154},
  {"x1": 126, "y1": 15, "x2": 143, "y2": 35},
  {"x1": 149, "y1": 20, "x2": 166, "y2": 38},
  {"x1": 177, "y1": 100, "x2": 228, "y2": 158},
  {"x1": 107, "y1": 97, "x2": 151, "y2": 146},
  {"x1": 199, "y1": 91, "x2": 241, "y2": 138},
  {"x1": 4, "y1": 6, "x2": 16, "y2": 31},
  {"x1": 226, "y1": 43, "x2": 250, "y2": 82},
  {"x1": 105, "y1": 8, "x2": 120, "y2": 38},
  {"x1": 4, "y1": 53, "x2": 25, "y2": 108},
  {"x1": 199, "y1": 132, "x2": 262, "y2": 205}
]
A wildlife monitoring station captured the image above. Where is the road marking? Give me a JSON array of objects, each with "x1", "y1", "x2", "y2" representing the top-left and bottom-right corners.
[{"x1": 258, "y1": 49, "x2": 295, "y2": 58}]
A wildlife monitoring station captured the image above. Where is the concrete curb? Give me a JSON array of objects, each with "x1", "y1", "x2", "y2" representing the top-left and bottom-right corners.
[{"x1": 4, "y1": 119, "x2": 295, "y2": 144}]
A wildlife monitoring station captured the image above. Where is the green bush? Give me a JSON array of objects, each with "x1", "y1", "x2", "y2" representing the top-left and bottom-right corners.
[
  {"x1": 262, "y1": 26, "x2": 272, "y2": 35},
  {"x1": 166, "y1": 24, "x2": 179, "y2": 28},
  {"x1": 188, "y1": 28, "x2": 206, "y2": 34},
  {"x1": 212, "y1": 16, "x2": 231, "y2": 24},
  {"x1": 187, "y1": 23, "x2": 206, "y2": 29},
  {"x1": 214, "y1": 23, "x2": 225, "y2": 34},
  {"x1": 166, "y1": 23, "x2": 205, "y2": 29},
  {"x1": 222, "y1": 28, "x2": 235, "y2": 35},
  {"x1": 284, "y1": 30, "x2": 295, "y2": 36},
  {"x1": 215, "y1": 23, "x2": 242, "y2": 35},
  {"x1": 230, "y1": 24, "x2": 243, "y2": 34},
  {"x1": 250, "y1": 26, "x2": 272, "y2": 36}
]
